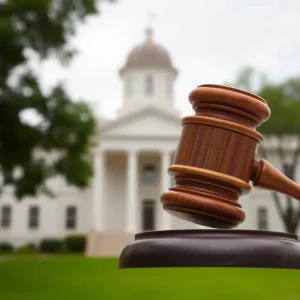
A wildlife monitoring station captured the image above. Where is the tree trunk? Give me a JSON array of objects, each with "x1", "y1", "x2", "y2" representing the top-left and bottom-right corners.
[{"x1": 283, "y1": 196, "x2": 300, "y2": 234}]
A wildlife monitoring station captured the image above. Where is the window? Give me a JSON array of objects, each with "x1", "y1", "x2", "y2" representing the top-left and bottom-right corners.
[
  {"x1": 145, "y1": 75, "x2": 154, "y2": 96},
  {"x1": 143, "y1": 164, "x2": 155, "y2": 184},
  {"x1": 126, "y1": 77, "x2": 133, "y2": 98},
  {"x1": 283, "y1": 163, "x2": 295, "y2": 180},
  {"x1": 142, "y1": 200, "x2": 155, "y2": 231},
  {"x1": 28, "y1": 206, "x2": 39, "y2": 229},
  {"x1": 65, "y1": 206, "x2": 77, "y2": 230},
  {"x1": 257, "y1": 207, "x2": 268, "y2": 230},
  {"x1": 1, "y1": 206, "x2": 11, "y2": 228}
]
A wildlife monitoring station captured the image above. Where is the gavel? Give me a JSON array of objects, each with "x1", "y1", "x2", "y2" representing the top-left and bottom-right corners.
[
  {"x1": 119, "y1": 83, "x2": 300, "y2": 270},
  {"x1": 160, "y1": 84, "x2": 300, "y2": 229}
]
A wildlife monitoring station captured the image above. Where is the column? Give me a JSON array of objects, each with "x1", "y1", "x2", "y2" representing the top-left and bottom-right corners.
[
  {"x1": 125, "y1": 150, "x2": 138, "y2": 233},
  {"x1": 92, "y1": 150, "x2": 106, "y2": 231},
  {"x1": 239, "y1": 193, "x2": 251, "y2": 229},
  {"x1": 161, "y1": 150, "x2": 172, "y2": 230}
]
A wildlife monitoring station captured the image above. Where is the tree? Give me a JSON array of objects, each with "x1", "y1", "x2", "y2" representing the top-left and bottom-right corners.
[
  {"x1": 231, "y1": 67, "x2": 300, "y2": 234},
  {"x1": 0, "y1": 0, "x2": 115, "y2": 199},
  {"x1": 234, "y1": 66, "x2": 255, "y2": 91},
  {"x1": 258, "y1": 80, "x2": 300, "y2": 234}
]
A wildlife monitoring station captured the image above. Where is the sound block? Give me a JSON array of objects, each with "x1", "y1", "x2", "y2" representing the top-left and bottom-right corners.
[{"x1": 119, "y1": 229, "x2": 300, "y2": 270}]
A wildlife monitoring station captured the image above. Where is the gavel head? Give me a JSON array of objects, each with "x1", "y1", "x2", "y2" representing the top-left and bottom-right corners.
[{"x1": 160, "y1": 84, "x2": 271, "y2": 229}]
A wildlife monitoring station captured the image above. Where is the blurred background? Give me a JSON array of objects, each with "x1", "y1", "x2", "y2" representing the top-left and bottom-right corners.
[{"x1": 0, "y1": 0, "x2": 300, "y2": 299}]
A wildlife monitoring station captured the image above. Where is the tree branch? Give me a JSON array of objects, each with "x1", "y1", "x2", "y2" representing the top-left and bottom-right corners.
[
  {"x1": 286, "y1": 195, "x2": 293, "y2": 219},
  {"x1": 296, "y1": 203, "x2": 300, "y2": 223},
  {"x1": 260, "y1": 145, "x2": 287, "y2": 220},
  {"x1": 292, "y1": 135, "x2": 300, "y2": 166},
  {"x1": 271, "y1": 191, "x2": 285, "y2": 219},
  {"x1": 277, "y1": 136, "x2": 285, "y2": 161}
]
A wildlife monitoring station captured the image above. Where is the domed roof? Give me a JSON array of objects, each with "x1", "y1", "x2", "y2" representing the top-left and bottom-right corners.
[{"x1": 120, "y1": 28, "x2": 177, "y2": 75}]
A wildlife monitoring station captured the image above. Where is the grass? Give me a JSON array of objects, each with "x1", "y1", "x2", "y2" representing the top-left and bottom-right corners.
[{"x1": 0, "y1": 256, "x2": 299, "y2": 299}]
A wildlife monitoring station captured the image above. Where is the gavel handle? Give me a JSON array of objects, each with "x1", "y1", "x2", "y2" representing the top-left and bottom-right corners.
[{"x1": 251, "y1": 159, "x2": 300, "y2": 202}]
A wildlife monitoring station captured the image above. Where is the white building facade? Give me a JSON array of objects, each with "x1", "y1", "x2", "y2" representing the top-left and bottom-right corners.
[{"x1": 1, "y1": 28, "x2": 300, "y2": 256}]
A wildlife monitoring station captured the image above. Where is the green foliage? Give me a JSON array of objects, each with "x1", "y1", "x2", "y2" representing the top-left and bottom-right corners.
[
  {"x1": 231, "y1": 66, "x2": 300, "y2": 135},
  {"x1": 258, "y1": 80, "x2": 300, "y2": 135},
  {"x1": 234, "y1": 66, "x2": 255, "y2": 91},
  {"x1": 0, "y1": 0, "x2": 102, "y2": 72},
  {"x1": 15, "y1": 243, "x2": 37, "y2": 254},
  {"x1": 0, "y1": 242, "x2": 14, "y2": 253},
  {"x1": 39, "y1": 239, "x2": 63, "y2": 253},
  {"x1": 231, "y1": 67, "x2": 300, "y2": 234},
  {"x1": 64, "y1": 234, "x2": 86, "y2": 253},
  {"x1": 0, "y1": 0, "x2": 115, "y2": 199}
]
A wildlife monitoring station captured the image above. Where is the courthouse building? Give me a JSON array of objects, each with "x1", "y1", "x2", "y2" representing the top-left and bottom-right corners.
[{"x1": 0, "y1": 27, "x2": 299, "y2": 256}]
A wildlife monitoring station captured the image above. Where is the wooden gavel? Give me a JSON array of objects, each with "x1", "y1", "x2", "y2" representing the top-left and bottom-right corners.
[{"x1": 160, "y1": 84, "x2": 300, "y2": 229}]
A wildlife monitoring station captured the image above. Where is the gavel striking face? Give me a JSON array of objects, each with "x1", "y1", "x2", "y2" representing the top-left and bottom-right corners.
[{"x1": 160, "y1": 84, "x2": 300, "y2": 229}]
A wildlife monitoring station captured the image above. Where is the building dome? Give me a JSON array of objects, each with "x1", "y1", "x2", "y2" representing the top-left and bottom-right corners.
[{"x1": 120, "y1": 27, "x2": 177, "y2": 75}]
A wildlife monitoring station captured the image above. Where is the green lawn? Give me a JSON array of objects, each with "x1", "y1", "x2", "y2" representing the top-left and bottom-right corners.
[{"x1": 0, "y1": 256, "x2": 299, "y2": 299}]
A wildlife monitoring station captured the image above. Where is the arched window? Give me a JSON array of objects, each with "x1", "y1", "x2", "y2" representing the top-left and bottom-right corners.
[{"x1": 145, "y1": 75, "x2": 154, "y2": 96}]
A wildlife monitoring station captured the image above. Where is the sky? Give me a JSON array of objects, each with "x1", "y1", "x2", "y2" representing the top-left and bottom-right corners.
[{"x1": 37, "y1": 0, "x2": 300, "y2": 119}]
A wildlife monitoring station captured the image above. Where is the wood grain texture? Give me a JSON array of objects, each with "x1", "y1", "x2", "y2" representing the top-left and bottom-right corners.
[
  {"x1": 252, "y1": 159, "x2": 300, "y2": 202},
  {"x1": 174, "y1": 121, "x2": 259, "y2": 181},
  {"x1": 189, "y1": 84, "x2": 271, "y2": 126}
]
